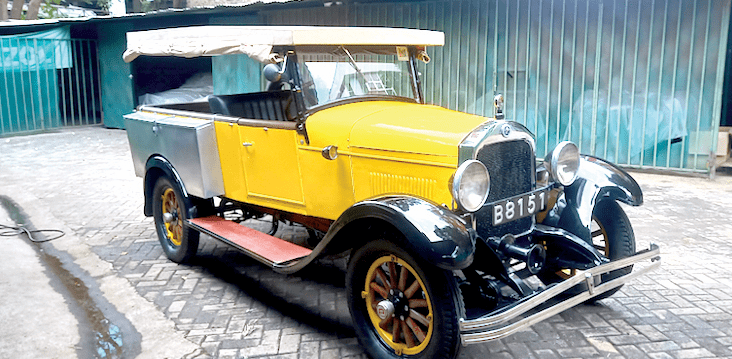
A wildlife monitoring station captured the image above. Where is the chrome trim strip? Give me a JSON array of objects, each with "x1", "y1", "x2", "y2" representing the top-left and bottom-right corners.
[
  {"x1": 341, "y1": 149, "x2": 457, "y2": 169},
  {"x1": 247, "y1": 192, "x2": 306, "y2": 206},
  {"x1": 137, "y1": 106, "x2": 298, "y2": 130},
  {"x1": 458, "y1": 120, "x2": 536, "y2": 165},
  {"x1": 459, "y1": 243, "x2": 660, "y2": 344}
]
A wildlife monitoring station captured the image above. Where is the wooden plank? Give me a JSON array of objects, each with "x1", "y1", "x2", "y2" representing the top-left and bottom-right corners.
[{"x1": 189, "y1": 216, "x2": 311, "y2": 265}]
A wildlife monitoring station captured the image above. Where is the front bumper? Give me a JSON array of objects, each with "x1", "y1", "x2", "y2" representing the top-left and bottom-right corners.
[{"x1": 459, "y1": 243, "x2": 661, "y2": 345}]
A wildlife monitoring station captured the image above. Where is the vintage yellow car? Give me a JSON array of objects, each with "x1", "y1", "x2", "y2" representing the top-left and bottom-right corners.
[{"x1": 123, "y1": 26, "x2": 660, "y2": 359}]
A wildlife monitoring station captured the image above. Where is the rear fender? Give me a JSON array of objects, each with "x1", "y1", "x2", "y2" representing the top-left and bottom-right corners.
[
  {"x1": 541, "y1": 155, "x2": 642, "y2": 243},
  {"x1": 143, "y1": 155, "x2": 191, "y2": 217},
  {"x1": 325, "y1": 196, "x2": 476, "y2": 270}
]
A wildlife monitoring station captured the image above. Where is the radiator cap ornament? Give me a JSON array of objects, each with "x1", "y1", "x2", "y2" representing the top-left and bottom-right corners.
[{"x1": 494, "y1": 94, "x2": 504, "y2": 120}]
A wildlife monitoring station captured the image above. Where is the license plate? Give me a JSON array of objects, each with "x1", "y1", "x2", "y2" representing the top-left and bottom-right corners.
[{"x1": 491, "y1": 188, "x2": 549, "y2": 226}]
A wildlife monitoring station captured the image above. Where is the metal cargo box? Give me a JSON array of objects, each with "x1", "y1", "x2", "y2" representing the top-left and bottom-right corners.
[{"x1": 124, "y1": 111, "x2": 225, "y2": 199}]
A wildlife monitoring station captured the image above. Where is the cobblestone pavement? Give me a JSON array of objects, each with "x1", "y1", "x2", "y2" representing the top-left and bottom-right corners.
[{"x1": 1, "y1": 126, "x2": 731, "y2": 359}]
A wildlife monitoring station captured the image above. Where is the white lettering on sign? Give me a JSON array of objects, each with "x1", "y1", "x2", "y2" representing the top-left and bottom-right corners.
[{"x1": 493, "y1": 204, "x2": 503, "y2": 225}]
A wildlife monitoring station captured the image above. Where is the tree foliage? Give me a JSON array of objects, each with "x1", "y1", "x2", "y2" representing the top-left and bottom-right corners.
[
  {"x1": 1, "y1": 0, "x2": 8, "y2": 20},
  {"x1": 5, "y1": 0, "x2": 110, "y2": 20}
]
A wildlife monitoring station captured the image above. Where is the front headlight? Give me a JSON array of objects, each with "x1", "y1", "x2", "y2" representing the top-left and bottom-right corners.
[
  {"x1": 450, "y1": 160, "x2": 490, "y2": 212},
  {"x1": 545, "y1": 141, "x2": 580, "y2": 186}
]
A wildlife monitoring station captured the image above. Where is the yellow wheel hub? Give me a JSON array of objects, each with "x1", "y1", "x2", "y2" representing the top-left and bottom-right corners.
[
  {"x1": 363, "y1": 255, "x2": 433, "y2": 355},
  {"x1": 161, "y1": 188, "x2": 183, "y2": 246}
]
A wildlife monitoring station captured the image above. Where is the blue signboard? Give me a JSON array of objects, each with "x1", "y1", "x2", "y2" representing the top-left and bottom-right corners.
[{"x1": 0, "y1": 26, "x2": 71, "y2": 71}]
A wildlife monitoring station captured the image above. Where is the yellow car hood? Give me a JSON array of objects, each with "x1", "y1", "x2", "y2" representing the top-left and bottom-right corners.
[{"x1": 308, "y1": 101, "x2": 489, "y2": 160}]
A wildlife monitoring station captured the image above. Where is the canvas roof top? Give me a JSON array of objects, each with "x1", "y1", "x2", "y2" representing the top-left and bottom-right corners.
[{"x1": 122, "y1": 25, "x2": 445, "y2": 63}]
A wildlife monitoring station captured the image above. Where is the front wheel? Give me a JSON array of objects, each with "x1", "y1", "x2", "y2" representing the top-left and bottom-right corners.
[
  {"x1": 346, "y1": 239, "x2": 463, "y2": 359},
  {"x1": 152, "y1": 176, "x2": 199, "y2": 263},
  {"x1": 538, "y1": 200, "x2": 636, "y2": 301}
]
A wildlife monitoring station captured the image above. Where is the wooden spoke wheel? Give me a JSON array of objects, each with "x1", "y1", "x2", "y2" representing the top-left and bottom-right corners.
[
  {"x1": 161, "y1": 187, "x2": 184, "y2": 246},
  {"x1": 364, "y1": 255, "x2": 433, "y2": 354},
  {"x1": 152, "y1": 176, "x2": 199, "y2": 263},
  {"x1": 346, "y1": 239, "x2": 462, "y2": 359}
]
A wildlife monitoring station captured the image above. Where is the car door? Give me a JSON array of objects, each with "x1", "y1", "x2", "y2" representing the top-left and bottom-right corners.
[{"x1": 238, "y1": 122, "x2": 306, "y2": 210}]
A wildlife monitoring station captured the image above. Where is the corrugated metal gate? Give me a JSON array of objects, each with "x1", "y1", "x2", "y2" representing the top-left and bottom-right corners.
[
  {"x1": 1, "y1": 29, "x2": 102, "y2": 136},
  {"x1": 263, "y1": 0, "x2": 731, "y2": 172}
]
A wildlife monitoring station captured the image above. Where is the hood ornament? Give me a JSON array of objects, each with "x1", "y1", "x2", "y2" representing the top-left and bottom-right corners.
[{"x1": 494, "y1": 94, "x2": 504, "y2": 120}]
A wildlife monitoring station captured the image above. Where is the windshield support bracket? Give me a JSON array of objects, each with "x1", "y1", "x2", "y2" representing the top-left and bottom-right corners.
[{"x1": 408, "y1": 47, "x2": 424, "y2": 104}]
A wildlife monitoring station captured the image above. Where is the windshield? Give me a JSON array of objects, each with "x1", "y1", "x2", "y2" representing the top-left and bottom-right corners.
[{"x1": 296, "y1": 48, "x2": 416, "y2": 108}]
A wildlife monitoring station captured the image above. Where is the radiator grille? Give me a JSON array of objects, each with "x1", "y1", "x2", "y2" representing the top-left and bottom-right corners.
[{"x1": 475, "y1": 140, "x2": 534, "y2": 239}]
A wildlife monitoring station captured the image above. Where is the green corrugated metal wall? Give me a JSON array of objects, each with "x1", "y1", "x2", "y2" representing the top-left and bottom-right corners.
[
  {"x1": 211, "y1": 14, "x2": 262, "y2": 95},
  {"x1": 262, "y1": 0, "x2": 731, "y2": 172},
  {"x1": 98, "y1": 22, "x2": 134, "y2": 130}
]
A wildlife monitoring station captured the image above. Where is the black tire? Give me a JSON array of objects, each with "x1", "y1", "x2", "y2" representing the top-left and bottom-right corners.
[
  {"x1": 152, "y1": 176, "x2": 199, "y2": 263},
  {"x1": 591, "y1": 200, "x2": 636, "y2": 300},
  {"x1": 538, "y1": 200, "x2": 636, "y2": 301},
  {"x1": 346, "y1": 239, "x2": 463, "y2": 359}
]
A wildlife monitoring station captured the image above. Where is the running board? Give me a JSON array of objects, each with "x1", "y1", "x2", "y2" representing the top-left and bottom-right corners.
[{"x1": 188, "y1": 216, "x2": 312, "y2": 267}]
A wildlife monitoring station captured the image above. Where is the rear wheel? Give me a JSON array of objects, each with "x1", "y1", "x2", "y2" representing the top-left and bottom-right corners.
[
  {"x1": 346, "y1": 239, "x2": 462, "y2": 359},
  {"x1": 152, "y1": 176, "x2": 199, "y2": 263},
  {"x1": 538, "y1": 200, "x2": 636, "y2": 301}
]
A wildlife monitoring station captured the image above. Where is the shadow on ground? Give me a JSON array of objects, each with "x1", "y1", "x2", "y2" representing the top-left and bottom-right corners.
[{"x1": 191, "y1": 243, "x2": 355, "y2": 337}]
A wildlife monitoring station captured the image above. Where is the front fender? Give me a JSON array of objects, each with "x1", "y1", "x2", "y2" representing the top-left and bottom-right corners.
[
  {"x1": 327, "y1": 196, "x2": 476, "y2": 270},
  {"x1": 541, "y1": 155, "x2": 642, "y2": 242}
]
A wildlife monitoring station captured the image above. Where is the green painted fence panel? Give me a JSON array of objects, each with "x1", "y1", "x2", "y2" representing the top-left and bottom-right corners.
[
  {"x1": 1, "y1": 30, "x2": 66, "y2": 135},
  {"x1": 1, "y1": 27, "x2": 102, "y2": 136},
  {"x1": 0, "y1": 64, "x2": 60, "y2": 134}
]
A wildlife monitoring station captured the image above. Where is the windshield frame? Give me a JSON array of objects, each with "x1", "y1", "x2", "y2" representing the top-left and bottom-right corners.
[{"x1": 287, "y1": 45, "x2": 425, "y2": 113}]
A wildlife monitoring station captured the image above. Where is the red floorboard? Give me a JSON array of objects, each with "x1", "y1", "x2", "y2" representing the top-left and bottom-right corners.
[{"x1": 189, "y1": 216, "x2": 312, "y2": 264}]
